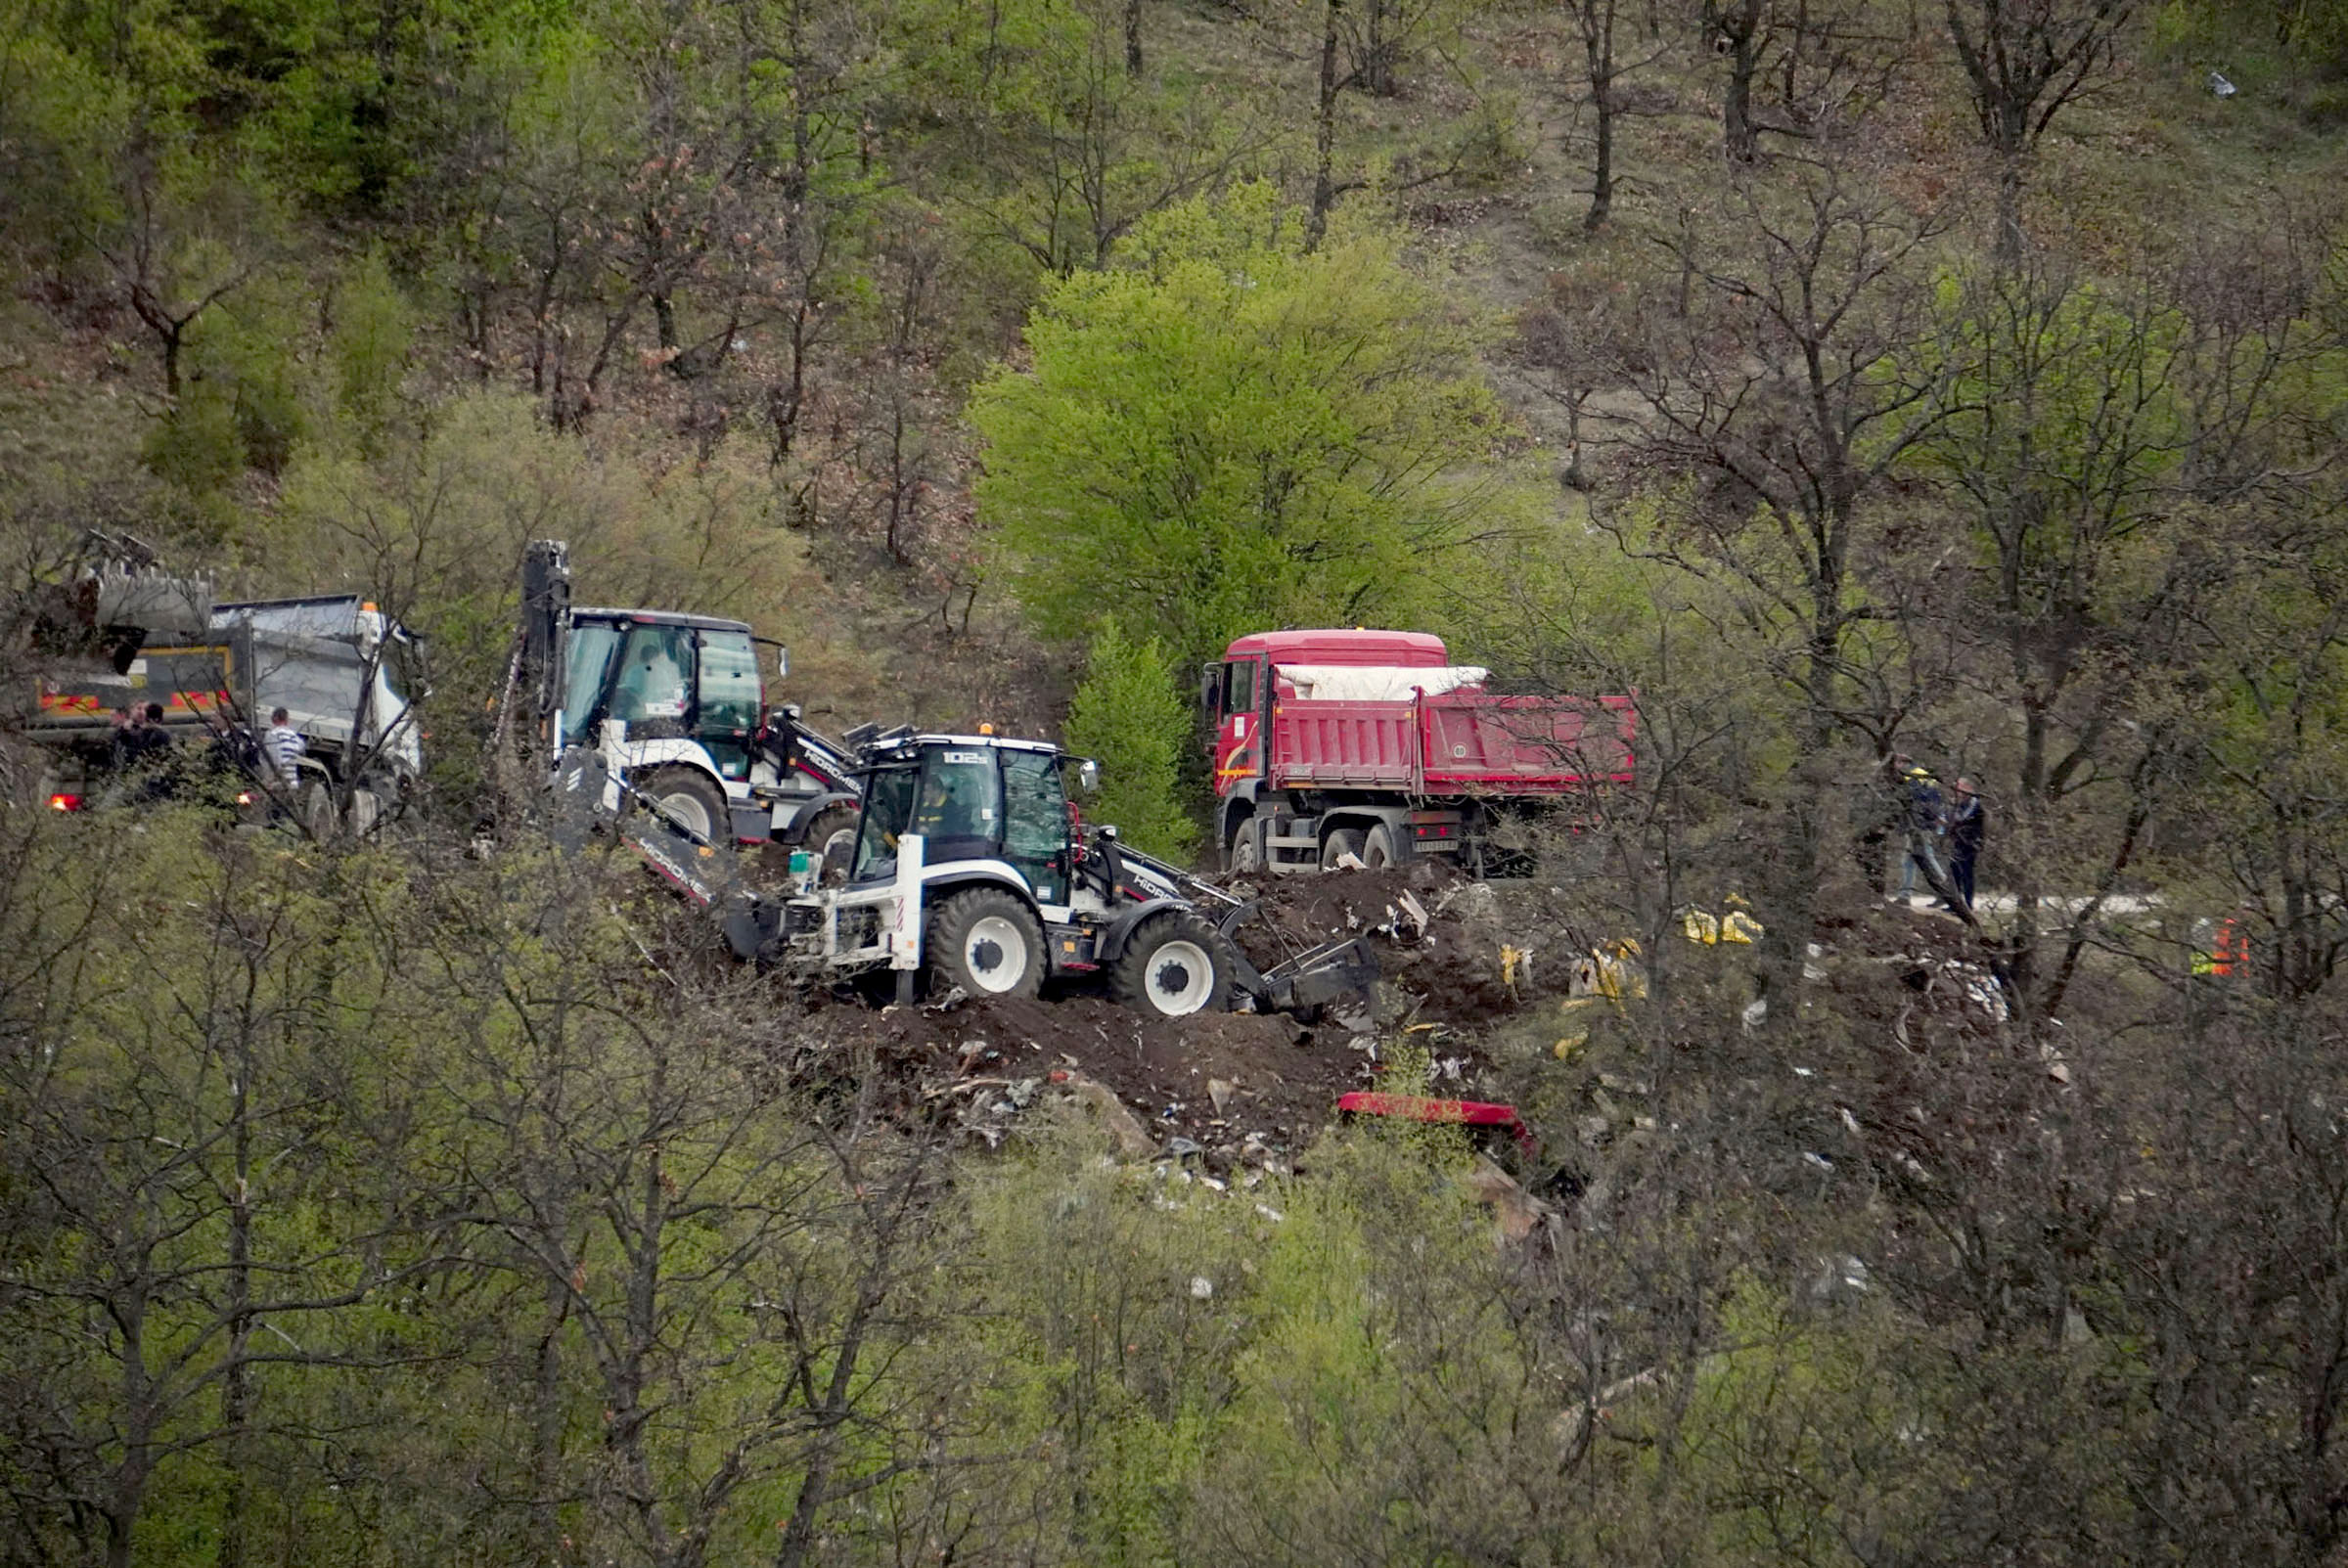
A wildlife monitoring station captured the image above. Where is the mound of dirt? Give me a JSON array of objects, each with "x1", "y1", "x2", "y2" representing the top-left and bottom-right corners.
[
  {"x1": 801, "y1": 989, "x2": 1388, "y2": 1167},
  {"x1": 769, "y1": 865, "x2": 1584, "y2": 1168}
]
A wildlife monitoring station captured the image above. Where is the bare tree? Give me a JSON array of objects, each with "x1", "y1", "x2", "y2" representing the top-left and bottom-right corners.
[
  {"x1": 1621, "y1": 155, "x2": 1958, "y2": 998},
  {"x1": 1942, "y1": 0, "x2": 2134, "y2": 257},
  {"x1": 0, "y1": 829, "x2": 433, "y2": 1568},
  {"x1": 411, "y1": 860, "x2": 964, "y2": 1568},
  {"x1": 1571, "y1": 0, "x2": 1673, "y2": 229},
  {"x1": 94, "y1": 155, "x2": 263, "y2": 401}
]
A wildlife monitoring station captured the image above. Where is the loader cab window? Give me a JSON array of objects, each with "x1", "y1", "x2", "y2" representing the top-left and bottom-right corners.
[
  {"x1": 562, "y1": 621, "x2": 624, "y2": 743},
  {"x1": 695, "y1": 629, "x2": 761, "y2": 779},
  {"x1": 852, "y1": 765, "x2": 920, "y2": 883},
  {"x1": 910, "y1": 748, "x2": 1001, "y2": 865},
  {"x1": 1000, "y1": 748, "x2": 1070, "y2": 903},
  {"x1": 610, "y1": 624, "x2": 694, "y2": 736}
]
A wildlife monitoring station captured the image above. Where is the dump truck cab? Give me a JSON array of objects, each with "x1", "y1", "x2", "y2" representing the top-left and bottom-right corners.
[{"x1": 1203, "y1": 628, "x2": 1450, "y2": 799}]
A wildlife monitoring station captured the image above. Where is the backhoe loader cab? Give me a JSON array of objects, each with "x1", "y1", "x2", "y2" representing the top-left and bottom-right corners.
[
  {"x1": 733, "y1": 732, "x2": 1375, "y2": 1020},
  {"x1": 514, "y1": 540, "x2": 859, "y2": 858},
  {"x1": 557, "y1": 608, "x2": 765, "y2": 840}
]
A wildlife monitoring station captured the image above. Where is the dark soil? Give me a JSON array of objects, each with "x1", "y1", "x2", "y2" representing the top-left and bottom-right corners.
[
  {"x1": 803, "y1": 989, "x2": 1382, "y2": 1154},
  {"x1": 761, "y1": 865, "x2": 1591, "y2": 1161}
]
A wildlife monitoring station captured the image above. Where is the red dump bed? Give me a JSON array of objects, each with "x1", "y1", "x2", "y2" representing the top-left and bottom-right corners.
[{"x1": 1265, "y1": 688, "x2": 1636, "y2": 795}]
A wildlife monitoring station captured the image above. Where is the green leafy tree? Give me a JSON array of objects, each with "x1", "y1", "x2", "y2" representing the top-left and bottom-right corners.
[
  {"x1": 1064, "y1": 618, "x2": 1197, "y2": 858},
  {"x1": 970, "y1": 180, "x2": 1513, "y2": 669},
  {"x1": 330, "y1": 247, "x2": 415, "y2": 458}
]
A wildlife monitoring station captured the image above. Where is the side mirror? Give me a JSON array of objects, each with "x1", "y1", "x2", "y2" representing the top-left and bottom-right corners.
[
  {"x1": 775, "y1": 646, "x2": 790, "y2": 679},
  {"x1": 1199, "y1": 662, "x2": 1221, "y2": 714},
  {"x1": 1076, "y1": 758, "x2": 1101, "y2": 794}
]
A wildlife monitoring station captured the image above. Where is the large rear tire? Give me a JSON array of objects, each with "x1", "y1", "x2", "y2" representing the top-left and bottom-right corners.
[
  {"x1": 1110, "y1": 910, "x2": 1238, "y2": 1019},
  {"x1": 1321, "y1": 827, "x2": 1366, "y2": 871},
  {"x1": 927, "y1": 887, "x2": 1045, "y2": 1000},
  {"x1": 1362, "y1": 823, "x2": 1400, "y2": 869},
  {"x1": 636, "y1": 767, "x2": 728, "y2": 844}
]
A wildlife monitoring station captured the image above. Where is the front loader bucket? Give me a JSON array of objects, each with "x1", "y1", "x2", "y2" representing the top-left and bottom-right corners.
[{"x1": 1252, "y1": 935, "x2": 1379, "y2": 1014}]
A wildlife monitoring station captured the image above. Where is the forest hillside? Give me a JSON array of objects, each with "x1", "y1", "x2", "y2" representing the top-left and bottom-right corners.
[{"x1": 4, "y1": 0, "x2": 2348, "y2": 1561}]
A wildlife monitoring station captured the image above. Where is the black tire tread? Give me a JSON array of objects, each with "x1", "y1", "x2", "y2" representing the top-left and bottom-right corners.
[
  {"x1": 926, "y1": 886, "x2": 1045, "y2": 1000},
  {"x1": 636, "y1": 766, "x2": 728, "y2": 843},
  {"x1": 1109, "y1": 909, "x2": 1238, "y2": 1017}
]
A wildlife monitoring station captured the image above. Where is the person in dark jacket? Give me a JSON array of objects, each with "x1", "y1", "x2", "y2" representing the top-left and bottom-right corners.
[
  {"x1": 1945, "y1": 777, "x2": 1985, "y2": 910},
  {"x1": 128, "y1": 701, "x2": 179, "y2": 800},
  {"x1": 1896, "y1": 765, "x2": 1948, "y2": 900}
]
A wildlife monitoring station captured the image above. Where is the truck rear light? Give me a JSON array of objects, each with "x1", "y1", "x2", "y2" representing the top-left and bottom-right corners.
[
  {"x1": 48, "y1": 792, "x2": 81, "y2": 812},
  {"x1": 236, "y1": 790, "x2": 256, "y2": 806}
]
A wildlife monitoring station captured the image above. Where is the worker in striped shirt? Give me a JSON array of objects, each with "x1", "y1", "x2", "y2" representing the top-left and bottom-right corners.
[{"x1": 264, "y1": 707, "x2": 307, "y2": 788}]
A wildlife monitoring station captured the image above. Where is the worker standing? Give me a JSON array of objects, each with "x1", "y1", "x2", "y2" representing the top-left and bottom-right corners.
[
  {"x1": 1945, "y1": 777, "x2": 1985, "y2": 912},
  {"x1": 1895, "y1": 765, "x2": 1949, "y2": 903},
  {"x1": 264, "y1": 707, "x2": 307, "y2": 789}
]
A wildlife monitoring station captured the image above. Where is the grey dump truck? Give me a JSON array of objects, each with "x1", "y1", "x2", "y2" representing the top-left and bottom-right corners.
[{"x1": 18, "y1": 539, "x2": 425, "y2": 833}]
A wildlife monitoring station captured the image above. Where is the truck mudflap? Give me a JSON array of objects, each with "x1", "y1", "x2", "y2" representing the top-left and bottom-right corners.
[{"x1": 1237, "y1": 934, "x2": 1379, "y2": 1014}]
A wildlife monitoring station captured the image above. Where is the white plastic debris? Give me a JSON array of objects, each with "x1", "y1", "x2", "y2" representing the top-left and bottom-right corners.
[
  {"x1": 1189, "y1": 1276, "x2": 1214, "y2": 1300},
  {"x1": 2209, "y1": 69, "x2": 2236, "y2": 97}
]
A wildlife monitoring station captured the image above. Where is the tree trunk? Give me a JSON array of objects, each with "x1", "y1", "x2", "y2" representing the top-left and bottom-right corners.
[
  {"x1": 531, "y1": 1275, "x2": 570, "y2": 1563},
  {"x1": 1583, "y1": 0, "x2": 1617, "y2": 232},
  {"x1": 1307, "y1": 0, "x2": 1344, "y2": 251},
  {"x1": 1993, "y1": 155, "x2": 2025, "y2": 267},
  {"x1": 218, "y1": 1071, "x2": 256, "y2": 1568},
  {"x1": 1713, "y1": 0, "x2": 1764, "y2": 160},
  {"x1": 1365, "y1": 0, "x2": 1393, "y2": 95},
  {"x1": 1125, "y1": 0, "x2": 1143, "y2": 74}
]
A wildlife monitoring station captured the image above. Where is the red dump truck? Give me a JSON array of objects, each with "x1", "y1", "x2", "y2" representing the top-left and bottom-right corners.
[{"x1": 1202, "y1": 629, "x2": 1635, "y2": 874}]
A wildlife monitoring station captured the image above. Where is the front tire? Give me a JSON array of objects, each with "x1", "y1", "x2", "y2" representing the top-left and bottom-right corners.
[
  {"x1": 636, "y1": 767, "x2": 728, "y2": 844},
  {"x1": 1227, "y1": 814, "x2": 1262, "y2": 874},
  {"x1": 1110, "y1": 911, "x2": 1238, "y2": 1019},
  {"x1": 927, "y1": 887, "x2": 1045, "y2": 1000},
  {"x1": 801, "y1": 803, "x2": 859, "y2": 885}
]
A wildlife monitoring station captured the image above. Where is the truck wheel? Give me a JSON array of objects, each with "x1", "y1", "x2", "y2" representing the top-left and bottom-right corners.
[
  {"x1": 301, "y1": 780, "x2": 339, "y2": 842},
  {"x1": 1362, "y1": 823, "x2": 1401, "y2": 869},
  {"x1": 1110, "y1": 911, "x2": 1237, "y2": 1018},
  {"x1": 802, "y1": 803, "x2": 859, "y2": 885},
  {"x1": 927, "y1": 887, "x2": 1045, "y2": 1000},
  {"x1": 1228, "y1": 814, "x2": 1262, "y2": 874},
  {"x1": 637, "y1": 768, "x2": 727, "y2": 844},
  {"x1": 1321, "y1": 827, "x2": 1366, "y2": 871}
]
